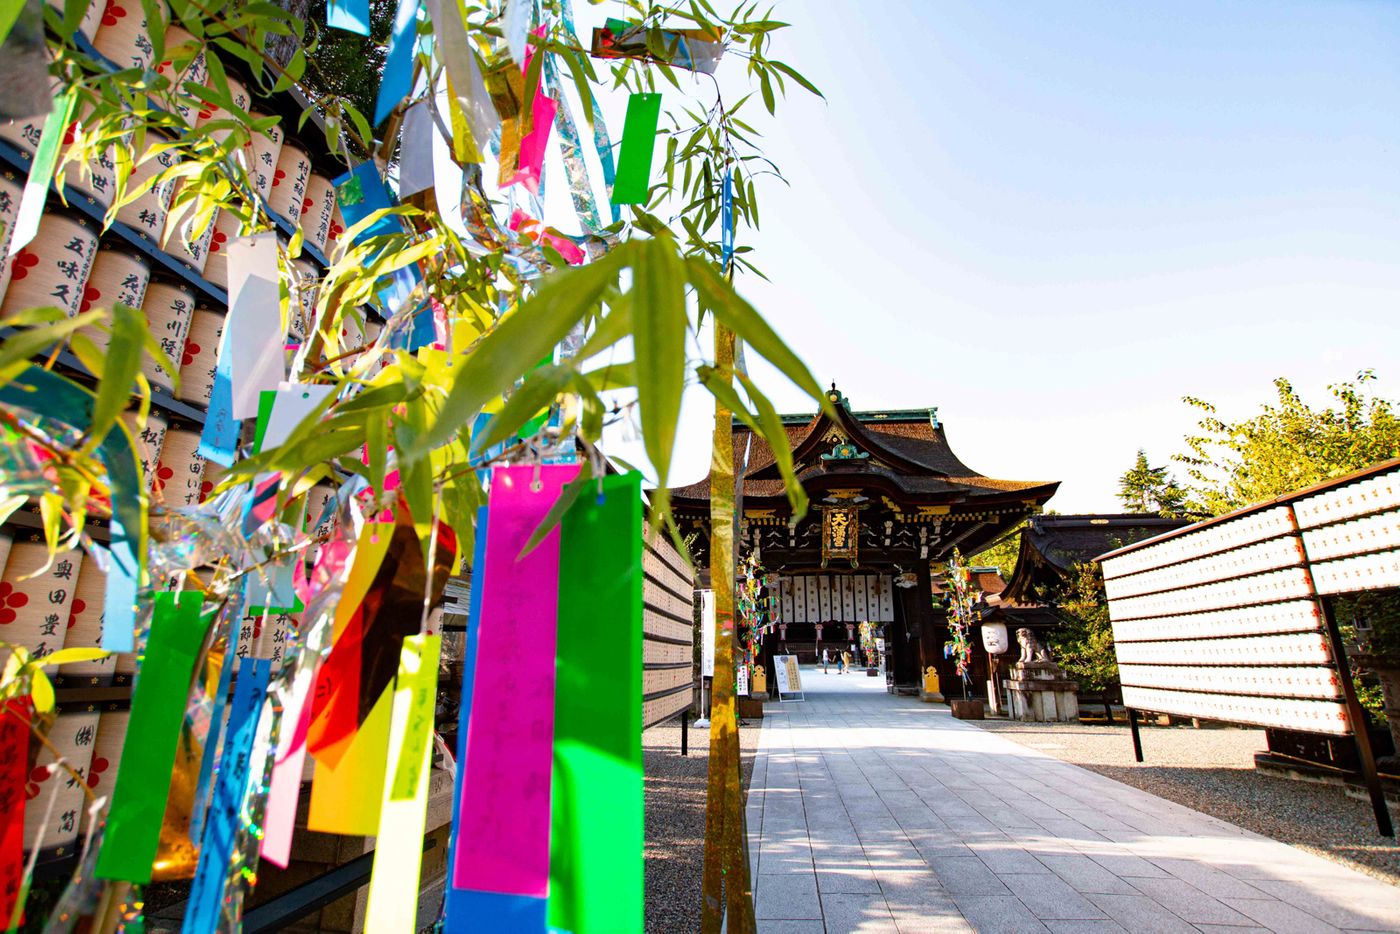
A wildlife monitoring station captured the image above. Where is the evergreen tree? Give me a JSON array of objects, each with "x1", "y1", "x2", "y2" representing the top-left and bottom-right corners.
[{"x1": 1117, "y1": 449, "x2": 1187, "y2": 516}]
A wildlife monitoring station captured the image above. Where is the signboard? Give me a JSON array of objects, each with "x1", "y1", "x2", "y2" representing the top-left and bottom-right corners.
[
  {"x1": 736, "y1": 664, "x2": 749, "y2": 697},
  {"x1": 1098, "y1": 462, "x2": 1400, "y2": 736},
  {"x1": 700, "y1": 589, "x2": 715, "y2": 678},
  {"x1": 642, "y1": 526, "x2": 697, "y2": 728},
  {"x1": 773, "y1": 654, "x2": 803, "y2": 700}
]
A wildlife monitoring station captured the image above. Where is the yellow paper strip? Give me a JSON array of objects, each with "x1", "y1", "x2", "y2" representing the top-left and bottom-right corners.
[
  {"x1": 364, "y1": 634, "x2": 442, "y2": 932},
  {"x1": 307, "y1": 679, "x2": 393, "y2": 835}
]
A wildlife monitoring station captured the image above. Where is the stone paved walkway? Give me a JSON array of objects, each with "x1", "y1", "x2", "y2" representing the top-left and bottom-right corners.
[{"x1": 746, "y1": 667, "x2": 1400, "y2": 933}]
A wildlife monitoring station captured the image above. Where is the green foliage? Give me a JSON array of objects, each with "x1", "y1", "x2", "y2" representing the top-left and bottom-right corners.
[
  {"x1": 966, "y1": 522, "x2": 1022, "y2": 581},
  {"x1": 1117, "y1": 448, "x2": 1187, "y2": 517},
  {"x1": 1177, "y1": 370, "x2": 1400, "y2": 516},
  {"x1": 4, "y1": 0, "x2": 827, "y2": 565},
  {"x1": 1044, "y1": 562, "x2": 1118, "y2": 694}
]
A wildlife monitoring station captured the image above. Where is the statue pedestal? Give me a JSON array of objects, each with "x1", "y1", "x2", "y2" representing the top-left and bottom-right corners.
[{"x1": 1006, "y1": 661, "x2": 1080, "y2": 722}]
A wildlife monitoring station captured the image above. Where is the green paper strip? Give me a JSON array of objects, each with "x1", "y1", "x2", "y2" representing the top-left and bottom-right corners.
[
  {"x1": 548, "y1": 472, "x2": 643, "y2": 932},
  {"x1": 10, "y1": 89, "x2": 76, "y2": 255},
  {"x1": 96, "y1": 590, "x2": 211, "y2": 883},
  {"x1": 610, "y1": 93, "x2": 661, "y2": 206},
  {"x1": 251, "y1": 389, "x2": 277, "y2": 453},
  {"x1": 365, "y1": 633, "x2": 442, "y2": 933}
]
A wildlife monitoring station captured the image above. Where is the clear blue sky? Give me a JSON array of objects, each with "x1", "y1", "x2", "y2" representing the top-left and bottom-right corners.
[{"x1": 575, "y1": 1, "x2": 1400, "y2": 512}]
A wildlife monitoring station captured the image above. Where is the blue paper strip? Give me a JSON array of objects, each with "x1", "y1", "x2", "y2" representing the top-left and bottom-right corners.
[
  {"x1": 721, "y1": 170, "x2": 734, "y2": 271},
  {"x1": 375, "y1": 0, "x2": 422, "y2": 125},
  {"x1": 0, "y1": 368, "x2": 146, "y2": 653},
  {"x1": 184, "y1": 657, "x2": 272, "y2": 932},
  {"x1": 198, "y1": 367, "x2": 241, "y2": 467},
  {"x1": 440, "y1": 500, "x2": 547, "y2": 931},
  {"x1": 326, "y1": 0, "x2": 371, "y2": 35}
]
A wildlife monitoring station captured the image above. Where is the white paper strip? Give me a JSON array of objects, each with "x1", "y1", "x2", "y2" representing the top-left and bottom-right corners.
[
  {"x1": 220, "y1": 232, "x2": 286, "y2": 419},
  {"x1": 398, "y1": 101, "x2": 435, "y2": 198}
]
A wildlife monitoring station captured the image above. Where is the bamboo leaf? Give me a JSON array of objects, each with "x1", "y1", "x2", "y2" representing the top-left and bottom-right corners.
[
  {"x1": 416, "y1": 243, "x2": 632, "y2": 457},
  {"x1": 736, "y1": 368, "x2": 807, "y2": 519},
  {"x1": 85, "y1": 303, "x2": 147, "y2": 455},
  {"x1": 632, "y1": 238, "x2": 686, "y2": 489},
  {"x1": 35, "y1": 647, "x2": 111, "y2": 667},
  {"x1": 769, "y1": 60, "x2": 824, "y2": 99},
  {"x1": 685, "y1": 256, "x2": 832, "y2": 415},
  {"x1": 476, "y1": 363, "x2": 573, "y2": 453},
  {"x1": 520, "y1": 474, "x2": 587, "y2": 557},
  {"x1": 30, "y1": 667, "x2": 53, "y2": 714}
]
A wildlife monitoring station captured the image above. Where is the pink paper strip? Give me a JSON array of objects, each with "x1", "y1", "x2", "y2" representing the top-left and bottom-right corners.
[
  {"x1": 509, "y1": 209, "x2": 585, "y2": 265},
  {"x1": 260, "y1": 674, "x2": 315, "y2": 868},
  {"x1": 504, "y1": 31, "x2": 557, "y2": 196},
  {"x1": 451, "y1": 463, "x2": 578, "y2": 897}
]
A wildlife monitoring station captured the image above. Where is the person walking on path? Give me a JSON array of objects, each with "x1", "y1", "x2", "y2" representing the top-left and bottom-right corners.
[
  {"x1": 821, "y1": 648, "x2": 829, "y2": 673},
  {"x1": 838, "y1": 651, "x2": 847, "y2": 674}
]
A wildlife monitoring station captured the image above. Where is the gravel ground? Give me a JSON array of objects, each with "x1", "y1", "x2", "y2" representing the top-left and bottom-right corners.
[
  {"x1": 643, "y1": 716, "x2": 760, "y2": 934},
  {"x1": 974, "y1": 717, "x2": 1400, "y2": 887}
]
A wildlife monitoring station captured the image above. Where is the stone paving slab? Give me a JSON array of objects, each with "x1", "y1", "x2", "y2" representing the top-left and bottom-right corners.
[{"x1": 746, "y1": 668, "x2": 1400, "y2": 933}]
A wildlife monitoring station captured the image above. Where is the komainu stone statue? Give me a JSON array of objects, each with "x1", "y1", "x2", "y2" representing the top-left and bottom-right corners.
[
  {"x1": 1006, "y1": 627, "x2": 1079, "y2": 723},
  {"x1": 1016, "y1": 627, "x2": 1053, "y2": 665}
]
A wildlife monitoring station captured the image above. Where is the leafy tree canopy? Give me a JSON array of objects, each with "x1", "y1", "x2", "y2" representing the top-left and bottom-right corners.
[{"x1": 1176, "y1": 370, "x2": 1400, "y2": 516}]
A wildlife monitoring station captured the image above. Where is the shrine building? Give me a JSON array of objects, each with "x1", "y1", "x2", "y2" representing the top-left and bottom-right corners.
[{"x1": 669, "y1": 385, "x2": 1059, "y2": 693}]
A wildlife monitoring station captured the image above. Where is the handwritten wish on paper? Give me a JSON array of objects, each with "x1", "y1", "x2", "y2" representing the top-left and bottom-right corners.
[{"x1": 452, "y1": 464, "x2": 577, "y2": 898}]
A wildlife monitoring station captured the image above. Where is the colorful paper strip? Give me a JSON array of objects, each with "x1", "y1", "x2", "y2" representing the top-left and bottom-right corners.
[
  {"x1": 222, "y1": 233, "x2": 287, "y2": 420},
  {"x1": 184, "y1": 657, "x2": 271, "y2": 931},
  {"x1": 452, "y1": 464, "x2": 577, "y2": 898},
  {"x1": 547, "y1": 472, "x2": 644, "y2": 932},
  {"x1": 0, "y1": 699, "x2": 30, "y2": 923},
  {"x1": 326, "y1": 0, "x2": 370, "y2": 34},
  {"x1": 10, "y1": 90, "x2": 75, "y2": 256},
  {"x1": 611, "y1": 93, "x2": 661, "y2": 205},
  {"x1": 374, "y1": 0, "x2": 422, "y2": 124},
  {"x1": 307, "y1": 680, "x2": 392, "y2": 835},
  {"x1": 364, "y1": 634, "x2": 442, "y2": 932},
  {"x1": 96, "y1": 591, "x2": 211, "y2": 883}
]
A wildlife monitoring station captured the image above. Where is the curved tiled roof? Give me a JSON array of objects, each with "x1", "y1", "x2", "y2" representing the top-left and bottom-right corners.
[{"x1": 669, "y1": 402, "x2": 1057, "y2": 507}]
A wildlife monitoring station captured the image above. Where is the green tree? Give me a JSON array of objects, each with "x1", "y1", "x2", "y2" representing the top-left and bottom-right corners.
[
  {"x1": 967, "y1": 521, "x2": 1022, "y2": 582},
  {"x1": 1046, "y1": 562, "x2": 1118, "y2": 694},
  {"x1": 1177, "y1": 370, "x2": 1400, "y2": 516},
  {"x1": 1117, "y1": 449, "x2": 1187, "y2": 516}
]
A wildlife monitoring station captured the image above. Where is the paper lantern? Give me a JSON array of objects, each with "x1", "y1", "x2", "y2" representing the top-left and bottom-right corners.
[
  {"x1": 60, "y1": 560, "x2": 118, "y2": 685},
  {"x1": 114, "y1": 132, "x2": 178, "y2": 241},
  {"x1": 0, "y1": 170, "x2": 25, "y2": 307},
  {"x1": 0, "y1": 212, "x2": 99, "y2": 320},
  {"x1": 141, "y1": 280, "x2": 197, "y2": 391},
  {"x1": 0, "y1": 540, "x2": 81, "y2": 669},
  {"x1": 266, "y1": 142, "x2": 310, "y2": 223},
  {"x1": 74, "y1": 248, "x2": 151, "y2": 351},
  {"x1": 154, "y1": 25, "x2": 210, "y2": 126},
  {"x1": 0, "y1": 533, "x2": 10, "y2": 584},
  {"x1": 200, "y1": 456, "x2": 225, "y2": 503},
  {"x1": 247, "y1": 112, "x2": 284, "y2": 201},
  {"x1": 153, "y1": 427, "x2": 205, "y2": 508},
  {"x1": 123, "y1": 410, "x2": 168, "y2": 493},
  {"x1": 300, "y1": 174, "x2": 337, "y2": 252},
  {"x1": 176, "y1": 306, "x2": 224, "y2": 405},
  {"x1": 159, "y1": 189, "x2": 217, "y2": 273},
  {"x1": 59, "y1": 119, "x2": 118, "y2": 212},
  {"x1": 79, "y1": 709, "x2": 129, "y2": 835},
  {"x1": 45, "y1": 0, "x2": 104, "y2": 42},
  {"x1": 325, "y1": 201, "x2": 346, "y2": 257},
  {"x1": 23, "y1": 708, "x2": 101, "y2": 864},
  {"x1": 194, "y1": 75, "x2": 251, "y2": 146},
  {"x1": 92, "y1": 0, "x2": 168, "y2": 70},
  {"x1": 201, "y1": 209, "x2": 243, "y2": 289},
  {"x1": 980, "y1": 622, "x2": 1009, "y2": 654}
]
